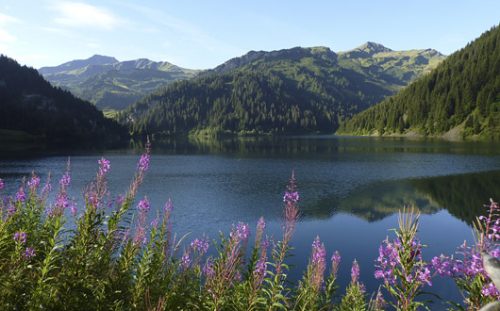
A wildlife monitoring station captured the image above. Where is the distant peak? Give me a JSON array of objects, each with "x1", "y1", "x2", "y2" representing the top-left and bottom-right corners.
[
  {"x1": 211, "y1": 46, "x2": 337, "y2": 73},
  {"x1": 421, "y1": 48, "x2": 445, "y2": 57},
  {"x1": 357, "y1": 42, "x2": 393, "y2": 53},
  {"x1": 38, "y1": 54, "x2": 118, "y2": 73},
  {"x1": 87, "y1": 54, "x2": 118, "y2": 64}
]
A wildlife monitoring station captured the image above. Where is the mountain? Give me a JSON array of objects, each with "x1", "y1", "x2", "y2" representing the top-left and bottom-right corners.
[
  {"x1": 338, "y1": 42, "x2": 445, "y2": 91},
  {"x1": 38, "y1": 55, "x2": 118, "y2": 76},
  {"x1": 340, "y1": 25, "x2": 500, "y2": 140},
  {"x1": 39, "y1": 55, "x2": 199, "y2": 110},
  {"x1": 0, "y1": 55, "x2": 128, "y2": 146},
  {"x1": 119, "y1": 46, "x2": 400, "y2": 137},
  {"x1": 119, "y1": 44, "x2": 446, "y2": 138}
]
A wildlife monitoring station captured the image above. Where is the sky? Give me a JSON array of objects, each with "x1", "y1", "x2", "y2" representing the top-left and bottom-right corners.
[{"x1": 0, "y1": 0, "x2": 499, "y2": 69}]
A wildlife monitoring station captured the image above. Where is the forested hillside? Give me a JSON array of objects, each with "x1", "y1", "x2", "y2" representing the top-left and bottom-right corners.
[
  {"x1": 340, "y1": 25, "x2": 500, "y2": 140},
  {"x1": 120, "y1": 47, "x2": 395, "y2": 136},
  {"x1": 0, "y1": 55, "x2": 128, "y2": 146}
]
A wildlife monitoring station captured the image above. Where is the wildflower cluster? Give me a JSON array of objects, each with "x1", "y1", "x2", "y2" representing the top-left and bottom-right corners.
[
  {"x1": 374, "y1": 209, "x2": 432, "y2": 310},
  {"x1": 339, "y1": 259, "x2": 367, "y2": 311},
  {"x1": 432, "y1": 199, "x2": 500, "y2": 309}
]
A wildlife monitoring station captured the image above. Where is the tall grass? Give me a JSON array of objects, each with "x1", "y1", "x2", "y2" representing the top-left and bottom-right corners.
[{"x1": 0, "y1": 145, "x2": 498, "y2": 310}]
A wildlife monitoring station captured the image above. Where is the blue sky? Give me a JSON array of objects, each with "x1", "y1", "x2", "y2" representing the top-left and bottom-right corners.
[{"x1": 0, "y1": 0, "x2": 499, "y2": 69}]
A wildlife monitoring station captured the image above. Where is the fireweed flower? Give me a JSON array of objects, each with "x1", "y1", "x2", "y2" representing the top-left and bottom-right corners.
[
  {"x1": 191, "y1": 237, "x2": 210, "y2": 255},
  {"x1": 351, "y1": 259, "x2": 361, "y2": 285},
  {"x1": 331, "y1": 251, "x2": 342, "y2": 275},
  {"x1": 41, "y1": 177, "x2": 52, "y2": 198},
  {"x1": 150, "y1": 217, "x2": 159, "y2": 229},
  {"x1": 479, "y1": 200, "x2": 500, "y2": 247},
  {"x1": 203, "y1": 258, "x2": 215, "y2": 278},
  {"x1": 133, "y1": 225, "x2": 147, "y2": 246},
  {"x1": 15, "y1": 187, "x2": 26, "y2": 203},
  {"x1": 373, "y1": 289, "x2": 387, "y2": 310},
  {"x1": 55, "y1": 194, "x2": 70, "y2": 209},
  {"x1": 255, "y1": 216, "x2": 266, "y2": 247},
  {"x1": 283, "y1": 172, "x2": 299, "y2": 240},
  {"x1": 124, "y1": 144, "x2": 152, "y2": 202},
  {"x1": 254, "y1": 258, "x2": 267, "y2": 281},
  {"x1": 309, "y1": 236, "x2": 327, "y2": 290},
  {"x1": 312, "y1": 236, "x2": 326, "y2": 265},
  {"x1": 138, "y1": 153, "x2": 150, "y2": 172},
  {"x1": 24, "y1": 247, "x2": 36, "y2": 259},
  {"x1": 133, "y1": 197, "x2": 150, "y2": 246},
  {"x1": 283, "y1": 191, "x2": 299, "y2": 203},
  {"x1": 138, "y1": 197, "x2": 150, "y2": 213},
  {"x1": 69, "y1": 203, "x2": 77, "y2": 216},
  {"x1": 251, "y1": 237, "x2": 269, "y2": 288},
  {"x1": 7, "y1": 202, "x2": 16, "y2": 215},
  {"x1": 374, "y1": 238, "x2": 398, "y2": 285},
  {"x1": 116, "y1": 194, "x2": 125, "y2": 206},
  {"x1": 164, "y1": 199, "x2": 173, "y2": 213},
  {"x1": 207, "y1": 222, "x2": 250, "y2": 291},
  {"x1": 14, "y1": 231, "x2": 27, "y2": 244},
  {"x1": 48, "y1": 192, "x2": 73, "y2": 217},
  {"x1": 374, "y1": 210, "x2": 432, "y2": 310},
  {"x1": 431, "y1": 241, "x2": 500, "y2": 307},
  {"x1": 231, "y1": 222, "x2": 250, "y2": 243},
  {"x1": 431, "y1": 255, "x2": 453, "y2": 277},
  {"x1": 59, "y1": 172, "x2": 71, "y2": 189},
  {"x1": 98, "y1": 157, "x2": 111, "y2": 176},
  {"x1": 482, "y1": 282, "x2": 500, "y2": 296},
  {"x1": 273, "y1": 172, "x2": 300, "y2": 277},
  {"x1": 430, "y1": 200, "x2": 500, "y2": 309},
  {"x1": 236, "y1": 222, "x2": 250, "y2": 241},
  {"x1": 417, "y1": 266, "x2": 432, "y2": 286},
  {"x1": 181, "y1": 250, "x2": 191, "y2": 270},
  {"x1": 27, "y1": 174, "x2": 40, "y2": 192}
]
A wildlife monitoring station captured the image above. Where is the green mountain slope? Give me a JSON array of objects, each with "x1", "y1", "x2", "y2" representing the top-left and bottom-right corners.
[
  {"x1": 338, "y1": 41, "x2": 445, "y2": 91},
  {"x1": 0, "y1": 55, "x2": 127, "y2": 146},
  {"x1": 340, "y1": 25, "x2": 500, "y2": 140},
  {"x1": 39, "y1": 55, "x2": 199, "y2": 110},
  {"x1": 119, "y1": 46, "x2": 398, "y2": 136}
]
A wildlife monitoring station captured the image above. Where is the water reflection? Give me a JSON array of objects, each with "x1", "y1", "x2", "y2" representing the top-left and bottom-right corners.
[
  {"x1": 412, "y1": 170, "x2": 500, "y2": 225},
  {"x1": 146, "y1": 135, "x2": 500, "y2": 157},
  {"x1": 306, "y1": 170, "x2": 500, "y2": 224}
]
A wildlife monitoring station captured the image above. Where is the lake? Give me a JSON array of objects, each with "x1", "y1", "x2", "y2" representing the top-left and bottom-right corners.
[{"x1": 1, "y1": 136, "x2": 500, "y2": 309}]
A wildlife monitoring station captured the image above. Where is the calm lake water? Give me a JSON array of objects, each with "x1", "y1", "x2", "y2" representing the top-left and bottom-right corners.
[{"x1": 1, "y1": 136, "x2": 500, "y2": 309}]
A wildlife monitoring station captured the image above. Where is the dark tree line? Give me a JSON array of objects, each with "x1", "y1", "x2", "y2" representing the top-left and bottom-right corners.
[
  {"x1": 341, "y1": 24, "x2": 500, "y2": 140},
  {"x1": 0, "y1": 55, "x2": 128, "y2": 146},
  {"x1": 120, "y1": 47, "x2": 393, "y2": 136}
]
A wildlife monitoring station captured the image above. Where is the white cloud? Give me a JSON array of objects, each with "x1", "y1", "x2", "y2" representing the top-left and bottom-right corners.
[
  {"x1": 0, "y1": 11, "x2": 18, "y2": 46},
  {"x1": 0, "y1": 12, "x2": 18, "y2": 24},
  {"x1": 85, "y1": 42, "x2": 100, "y2": 49},
  {"x1": 41, "y1": 26, "x2": 73, "y2": 37},
  {"x1": 0, "y1": 28, "x2": 15, "y2": 42},
  {"x1": 53, "y1": 2, "x2": 120, "y2": 30},
  {"x1": 120, "y1": 3, "x2": 242, "y2": 56}
]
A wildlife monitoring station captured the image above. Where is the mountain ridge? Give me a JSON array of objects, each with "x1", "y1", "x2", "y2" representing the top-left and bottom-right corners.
[
  {"x1": 39, "y1": 55, "x2": 199, "y2": 110},
  {"x1": 118, "y1": 46, "x2": 397, "y2": 136},
  {"x1": 338, "y1": 42, "x2": 446, "y2": 89},
  {"x1": 40, "y1": 42, "x2": 444, "y2": 112}
]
